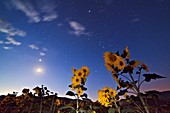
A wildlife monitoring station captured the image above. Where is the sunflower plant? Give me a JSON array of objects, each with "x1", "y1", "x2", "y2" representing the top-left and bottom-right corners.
[
  {"x1": 98, "y1": 87, "x2": 120, "y2": 113},
  {"x1": 63, "y1": 66, "x2": 90, "y2": 113},
  {"x1": 102, "y1": 46, "x2": 166, "y2": 113}
]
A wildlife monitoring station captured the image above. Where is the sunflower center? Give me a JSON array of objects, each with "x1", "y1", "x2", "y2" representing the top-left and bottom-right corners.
[
  {"x1": 108, "y1": 54, "x2": 117, "y2": 62},
  {"x1": 78, "y1": 72, "x2": 82, "y2": 76},
  {"x1": 83, "y1": 69, "x2": 87, "y2": 73},
  {"x1": 110, "y1": 91, "x2": 113, "y2": 95},
  {"x1": 119, "y1": 61, "x2": 124, "y2": 66},
  {"x1": 76, "y1": 78, "x2": 79, "y2": 82}
]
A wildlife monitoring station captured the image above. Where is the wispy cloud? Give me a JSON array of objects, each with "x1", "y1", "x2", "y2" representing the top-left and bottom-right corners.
[
  {"x1": 40, "y1": 52, "x2": 46, "y2": 56},
  {"x1": 5, "y1": 37, "x2": 22, "y2": 46},
  {"x1": 42, "y1": 47, "x2": 48, "y2": 51},
  {"x1": 69, "y1": 21, "x2": 89, "y2": 36},
  {"x1": 0, "y1": 19, "x2": 26, "y2": 37},
  {"x1": 0, "y1": 19, "x2": 25, "y2": 49},
  {"x1": 28, "y1": 44, "x2": 39, "y2": 50},
  {"x1": 3, "y1": 46, "x2": 12, "y2": 50},
  {"x1": 28, "y1": 44, "x2": 47, "y2": 57},
  {"x1": 0, "y1": 40, "x2": 4, "y2": 44},
  {"x1": 10, "y1": 0, "x2": 41, "y2": 23},
  {"x1": 43, "y1": 14, "x2": 58, "y2": 22},
  {"x1": 9, "y1": 0, "x2": 58, "y2": 23},
  {"x1": 40, "y1": 0, "x2": 58, "y2": 22}
]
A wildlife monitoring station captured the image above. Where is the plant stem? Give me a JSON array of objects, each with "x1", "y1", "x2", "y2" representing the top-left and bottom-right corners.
[
  {"x1": 50, "y1": 96, "x2": 55, "y2": 112},
  {"x1": 28, "y1": 102, "x2": 33, "y2": 113},
  {"x1": 114, "y1": 101, "x2": 121, "y2": 113},
  {"x1": 131, "y1": 98, "x2": 144, "y2": 113},
  {"x1": 40, "y1": 97, "x2": 42, "y2": 113},
  {"x1": 76, "y1": 95, "x2": 79, "y2": 113},
  {"x1": 129, "y1": 73, "x2": 150, "y2": 113},
  {"x1": 138, "y1": 94, "x2": 150, "y2": 113},
  {"x1": 121, "y1": 74, "x2": 132, "y2": 82}
]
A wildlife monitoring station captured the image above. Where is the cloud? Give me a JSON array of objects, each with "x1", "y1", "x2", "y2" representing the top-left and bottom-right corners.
[
  {"x1": 3, "y1": 46, "x2": 12, "y2": 50},
  {"x1": 28, "y1": 44, "x2": 39, "y2": 50},
  {"x1": 42, "y1": 47, "x2": 48, "y2": 51},
  {"x1": 0, "y1": 40, "x2": 4, "y2": 44},
  {"x1": 9, "y1": 0, "x2": 58, "y2": 23},
  {"x1": 69, "y1": 21, "x2": 89, "y2": 36},
  {"x1": 10, "y1": 0, "x2": 41, "y2": 23},
  {"x1": 43, "y1": 14, "x2": 58, "y2": 22},
  {"x1": 28, "y1": 44, "x2": 47, "y2": 57},
  {"x1": 40, "y1": 0, "x2": 58, "y2": 22},
  {"x1": 0, "y1": 19, "x2": 26, "y2": 37},
  {"x1": 40, "y1": 52, "x2": 46, "y2": 56},
  {"x1": 5, "y1": 37, "x2": 22, "y2": 46}
]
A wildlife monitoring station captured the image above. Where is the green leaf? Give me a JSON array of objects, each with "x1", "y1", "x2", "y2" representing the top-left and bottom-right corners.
[
  {"x1": 115, "y1": 51, "x2": 120, "y2": 56},
  {"x1": 108, "y1": 108, "x2": 116, "y2": 113},
  {"x1": 121, "y1": 108, "x2": 137, "y2": 113},
  {"x1": 93, "y1": 106, "x2": 100, "y2": 110},
  {"x1": 79, "y1": 108, "x2": 87, "y2": 113},
  {"x1": 117, "y1": 89, "x2": 127, "y2": 96},
  {"x1": 44, "y1": 87, "x2": 47, "y2": 90},
  {"x1": 143, "y1": 73, "x2": 166, "y2": 79},
  {"x1": 83, "y1": 98, "x2": 92, "y2": 102},
  {"x1": 66, "y1": 91, "x2": 75, "y2": 96},
  {"x1": 70, "y1": 109, "x2": 76, "y2": 113},
  {"x1": 81, "y1": 93, "x2": 88, "y2": 98},
  {"x1": 81, "y1": 86, "x2": 87, "y2": 91},
  {"x1": 59, "y1": 105, "x2": 75, "y2": 110},
  {"x1": 122, "y1": 66, "x2": 133, "y2": 74},
  {"x1": 81, "y1": 78, "x2": 86, "y2": 85},
  {"x1": 121, "y1": 50, "x2": 128, "y2": 58},
  {"x1": 143, "y1": 73, "x2": 166, "y2": 82},
  {"x1": 68, "y1": 84, "x2": 72, "y2": 88}
]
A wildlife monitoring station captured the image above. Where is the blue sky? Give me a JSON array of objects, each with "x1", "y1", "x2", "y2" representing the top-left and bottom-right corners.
[{"x1": 0, "y1": 0, "x2": 170, "y2": 101}]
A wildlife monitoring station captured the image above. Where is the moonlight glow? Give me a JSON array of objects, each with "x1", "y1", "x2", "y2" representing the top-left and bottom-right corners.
[{"x1": 35, "y1": 67, "x2": 44, "y2": 74}]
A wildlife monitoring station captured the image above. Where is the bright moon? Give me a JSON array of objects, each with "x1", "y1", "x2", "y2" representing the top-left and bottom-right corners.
[
  {"x1": 36, "y1": 68, "x2": 43, "y2": 73},
  {"x1": 35, "y1": 67, "x2": 44, "y2": 74}
]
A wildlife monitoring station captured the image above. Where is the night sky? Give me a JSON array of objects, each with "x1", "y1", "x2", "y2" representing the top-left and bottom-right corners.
[{"x1": 0, "y1": 0, "x2": 170, "y2": 101}]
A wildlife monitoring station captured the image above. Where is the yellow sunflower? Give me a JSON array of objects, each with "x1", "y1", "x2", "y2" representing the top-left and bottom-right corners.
[
  {"x1": 55, "y1": 99, "x2": 61, "y2": 106},
  {"x1": 102, "y1": 87, "x2": 111, "y2": 92},
  {"x1": 130, "y1": 60, "x2": 140, "y2": 68},
  {"x1": 81, "y1": 66, "x2": 90, "y2": 77},
  {"x1": 71, "y1": 75, "x2": 81, "y2": 86},
  {"x1": 116, "y1": 56, "x2": 126, "y2": 70},
  {"x1": 98, "y1": 89, "x2": 110, "y2": 107},
  {"x1": 125, "y1": 46, "x2": 130, "y2": 59},
  {"x1": 71, "y1": 84, "x2": 76, "y2": 91},
  {"x1": 142, "y1": 63, "x2": 149, "y2": 72},
  {"x1": 74, "y1": 69, "x2": 84, "y2": 78},
  {"x1": 109, "y1": 89, "x2": 117, "y2": 98},
  {"x1": 92, "y1": 111, "x2": 96, "y2": 113},
  {"x1": 105, "y1": 63, "x2": 112, "y2": 71},
  {"x1": 72, "y1": 67, "x2": 76, "y2": 74},
  {"x1": 104, "y1": 52, "x2": 119, "y2": 65},
  {"x1": 76, "y1": 87, "x2": 83, "y2": 96},
  {"x1": 102, "y1": 87, "x2": 116, "y2": 98}
]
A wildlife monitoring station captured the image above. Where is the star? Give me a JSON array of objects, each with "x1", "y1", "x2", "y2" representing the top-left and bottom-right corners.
[{"x1": 38, "y1": 59, "x2": 42, "y2": 62}]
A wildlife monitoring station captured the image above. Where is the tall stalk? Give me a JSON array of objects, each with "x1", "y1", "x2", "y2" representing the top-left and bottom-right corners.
[
  {"x1": 76, "y1": 95, "x2": 79, "y2": 113},
  {"x1": 129, "y1": 73, "x2": 150, "y2": 113}
]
